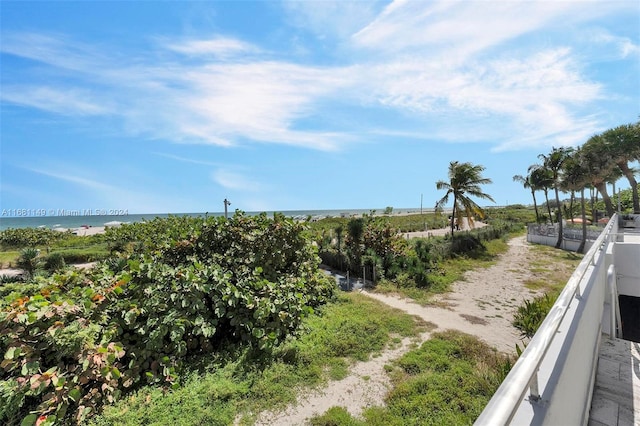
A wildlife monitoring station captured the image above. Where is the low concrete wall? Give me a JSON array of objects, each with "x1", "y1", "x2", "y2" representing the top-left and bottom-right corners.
[
  {"x1": 527, "y1": 233, "x2": 594, "y2": 252},
  {"x1": 527, "y1": 223, "x2": 602, "y2": 252}
]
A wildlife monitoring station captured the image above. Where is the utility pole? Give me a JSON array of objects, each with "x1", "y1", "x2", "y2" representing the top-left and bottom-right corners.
[{"x1": 224, "y1": 198, "x2": 231, "y2": 219}]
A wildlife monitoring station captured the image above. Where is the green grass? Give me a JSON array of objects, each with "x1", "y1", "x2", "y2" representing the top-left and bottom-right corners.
[
  {"x1": 524, "y1": 244, "x2": 583, "y2": 293},
  {"x1": 0, "y1": 250, "x2": 19, "y2": 268},
  {"x1": 309, "y1": 330, "x2": 512, "y2": 426},
  {"x1": 47, "y1": 244, "x2": 111, "y2": 263},
  {"x1": 1, "y1": 235, "x2": 111, "y2": 268},
  {"x1": 375, "y1": 235, "x2": 512, "y2": 305},
  {"x1": 91, "y1": 292, "x2": 430, "y2": 426}
]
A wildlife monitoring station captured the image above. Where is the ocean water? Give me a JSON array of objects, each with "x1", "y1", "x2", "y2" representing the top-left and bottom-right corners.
[{"x1": 0, "y1": 208, "x2": 426, "y2": 231}]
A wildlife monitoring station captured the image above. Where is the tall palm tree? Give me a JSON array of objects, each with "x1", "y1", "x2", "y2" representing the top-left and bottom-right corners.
[
  {"x1": 539, "y1": 147, "x2": 573, "y2": 248},
  {"x1": 601, "y1": 122, "x2": 640, "y2": 213},
  {"x1": 562, "y1": 149, "x2": 590, "y2": 253},
  {"x1": 582, "y1": 135, "x2": 617, "y2": 218},
  {"x1": 436, "y1": 161, "x2": 495, "y2": 236},
  {"x1": 528, "y1": 165, "x2": 554, "y2": 222},
  {"x1": 513, "y1": 173, "x2": 540, "y2": 222}
]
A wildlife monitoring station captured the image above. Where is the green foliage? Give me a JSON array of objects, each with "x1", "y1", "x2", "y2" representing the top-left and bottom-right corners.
[
  {"x1": 43, "y1": 253, "x2": 66, "y2": 273},
  {"x1": 0, "y1": 213, "x2": 335, "y2": 424},
  {"x1": 48, "y1": 247, "x2": 111, "y2": 264},
  {"x1": 309, "y1": 331, "x2": 512, "y2": 426},
  {"x1": 512, "y1": 293, "x2": 558, "y2": 338},
  {"x1": 92, "y1": 293, "x2": 423, "y2": 425},
  {"x1": 310, "y1": 406, "x2": 364, "y2": 426},
  {"x1": 594, "y1": 184, "x2": 639, "y2": 214},
  {"x1": 0, "y1": 228, "x2": 72, "y2": 250},
  {"x1": 16, "y1": 248, "x2": 41, "y2": 278},
  {"x1": 368, "y1": 331, "x2": 511, "y2": 425}
]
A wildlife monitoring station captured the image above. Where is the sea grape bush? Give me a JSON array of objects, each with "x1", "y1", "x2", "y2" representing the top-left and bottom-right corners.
[
  {"x1": 0, "y1": 228, "x2": 72, "y2": 249},
  {"x1": 1, "y1": 213, "x2": 335, "y2": 425}
]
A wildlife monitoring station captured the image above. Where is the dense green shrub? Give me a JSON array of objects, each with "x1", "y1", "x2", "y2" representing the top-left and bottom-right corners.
[
  {"x1": 43, "y1": 253, "x2": 66, "y2": 273},
  {"x1": 0, "y1": 213, "x2": 334, "y2": 425},
  {"x1": 0, "y1": 228, "x2": 71, "y2": 249},
  {"x1": 52, "y1": 249, "x2": 111, "y2": 264}
]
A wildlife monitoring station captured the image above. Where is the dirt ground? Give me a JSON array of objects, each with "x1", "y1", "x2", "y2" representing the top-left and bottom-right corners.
[{"x1": 254, "y1": 235, "x2": 550, "y2": 425}]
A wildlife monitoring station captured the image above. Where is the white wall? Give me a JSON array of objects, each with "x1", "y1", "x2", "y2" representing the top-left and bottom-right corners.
[{"x1": 614, "y1": 242, "x2": 640, "y2": 297}]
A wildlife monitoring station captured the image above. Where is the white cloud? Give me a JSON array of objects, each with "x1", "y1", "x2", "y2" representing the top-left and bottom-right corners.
[
  {"x1": 281, "y1": 1, "x2": 386, "y2": 40},
  {"x1": 153, "y1": 153, "x2": 221, "y2": 167},
  {"x1": 1, "y1": 0, "x2": 636, "y2": 153},
  {"x1": 212, "y1": 169, "x2": 265, "y2": 192},
  {"x1": 351, "y1": 0, "x2": 625, "y2": 59},
  {"x1": 2, "y1": 86, "x2": 109, "y2": 116},
  {"x1": 24, "y1": 167, "x2": 117, "y2": 192},
  {"x1": 588, "y1": 29, "x2": 640, "y2": 59},
  {"x1": 2, "y1": 32, "x2": 352, "y2": 151},
  {"x1": 20, "y1": 165, "x2": 189, "y2": 214},
  {"x1": 164, "y1": 37, "x2": 259, "y2": 58},
  {"x1": 354, "y1": 47, "x2": 602, "y2": 150}
]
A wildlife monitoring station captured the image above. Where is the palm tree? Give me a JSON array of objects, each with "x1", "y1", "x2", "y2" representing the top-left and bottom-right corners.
[
  {"x1": 539, "y1": 147, "x2": 573, "y2": 248},
  {"x1": 601, "y1": 122, "x2": 640, "y2": 213},
  {"x1": 17, "y1": 248, "x2": 41, "y2": 278},
  {"x1": 528, "y1": 165, "x2": 554, "y2": 223},
  {"x1": 513, "y1": 173, "x2": 540, "y2": 222},
  {"x1": 346, "y1": 218, "x2": 364, "y2": 273},
  {"x1": 436, "y1": 161, "x2": 495, "y2": 236},
  {"x1": 562, "y1": 149, "x2": 590, "y2": 253},
  {"x1": 582, "y1": 135, "x2": 617, "y2": 218}
]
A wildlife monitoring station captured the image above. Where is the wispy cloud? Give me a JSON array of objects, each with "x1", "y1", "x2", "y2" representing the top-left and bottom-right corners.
[
  {"x1": 351, "y1": 0, "x2": 619, "y2": 58},
  {"x1": 281, "y1": 1, "x2": 386, "y2": 40},
  {"x1": 1, "y1": 32, "x2": 352, "y2": 151},
  {"x1": 1, "y1": 0, "x2": 636, "y2": 153},
  {"x1": 212, "y1": 169, "x2": 265, "y2": 192},
  {"x1": 164, "y1": 37, "x2": 260, "y2": 58},
  {"x1": 24, "y1": 167, "x2": 116, "y2": 192},
  {"x1": 19, "y1": 164, "x2": 192, "y2": 213},
  {"x1": 588, "y1": 29, "x2": 640, "y2": 59},
  {"x1": 1, "y1": 86, "x2": 109, "y2": 116},
  {"x1": 153, "y1": 152, "x2": 221, "y2": 167}
]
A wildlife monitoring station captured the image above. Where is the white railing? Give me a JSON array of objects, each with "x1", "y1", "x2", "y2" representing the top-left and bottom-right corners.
[{"x1": 475, "y1": 214, "x2": 618, "y2": 425}]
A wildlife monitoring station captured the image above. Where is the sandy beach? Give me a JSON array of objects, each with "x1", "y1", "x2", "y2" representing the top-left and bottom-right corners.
[{"x1": 69, "y1": 226, "x2": 106, "y2": 236}]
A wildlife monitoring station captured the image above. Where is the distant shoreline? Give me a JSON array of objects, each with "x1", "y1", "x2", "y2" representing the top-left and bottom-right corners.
[{"x1": 0, "y1": 208, "x2": 440, "y2": 231}]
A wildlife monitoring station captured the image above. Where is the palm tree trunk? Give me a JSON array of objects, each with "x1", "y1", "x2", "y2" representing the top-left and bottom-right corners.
[
  {"x1": 450, "y1": 195, "x2": 457, "y2": 236},
  {"x1": 578, "y1": 188, "x2": 587, "y2": 254},
  {"x1": 555, "y1": 187, "x2": 563, "y2": 249},
  {"x1": 569, "y1": 191, "x2": 575, "y2": 223},
  {"x1": 544, "y1": 190, "x2": 552, "y2": 223},
  {"x1": 618, "y1": 161, "x2": 640, "y2": 213},
  {"x1": 530, "y1": 188, "x2": 540, "y2": 222},
  {"x1": 595, "y1": 182, "x2": 615, "y2": 217}
]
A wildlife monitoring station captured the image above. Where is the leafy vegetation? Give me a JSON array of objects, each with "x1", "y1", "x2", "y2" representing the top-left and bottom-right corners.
[
  {"x1": 512, "y1": 293, "x2": 558, "y2": 338},
  {"x1": 315, "y1": 207, "x2": 523, "y2": 298},
  {"x1": 512, "y1": 243, "x2": 582, "y2": 339},
  {"x1": 435, "y1": 161, "x2": 495, "y2": 236},
  {"x1": 0, "y1": 228, "x2": 73, "y2": 250},
  {"x1": 0, "y1": 213, "x2": 335, "y2": 425},
  {"x1": 514, "y1": 120, "x2": 639, "y2": 252},
  {"x1": 309, "y1": 331, "x2": 512, "y2": 426},
  {"x1": 91, "y1": 293, "x2": 425, "y2": 425}
]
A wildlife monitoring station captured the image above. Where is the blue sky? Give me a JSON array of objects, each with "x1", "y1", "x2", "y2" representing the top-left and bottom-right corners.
[{"x1": 1, "y1": 1, "x2": 639, "y2": 215}]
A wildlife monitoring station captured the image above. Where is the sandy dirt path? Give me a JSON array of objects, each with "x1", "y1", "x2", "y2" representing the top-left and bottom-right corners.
[{"x1": 253, "y1": 235, "x2": 541, "y2": 425}]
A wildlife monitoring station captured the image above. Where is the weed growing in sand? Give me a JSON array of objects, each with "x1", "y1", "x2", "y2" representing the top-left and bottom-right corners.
[{"x1": 310, "y1": 331, "x2": 512, "y2": 426}]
